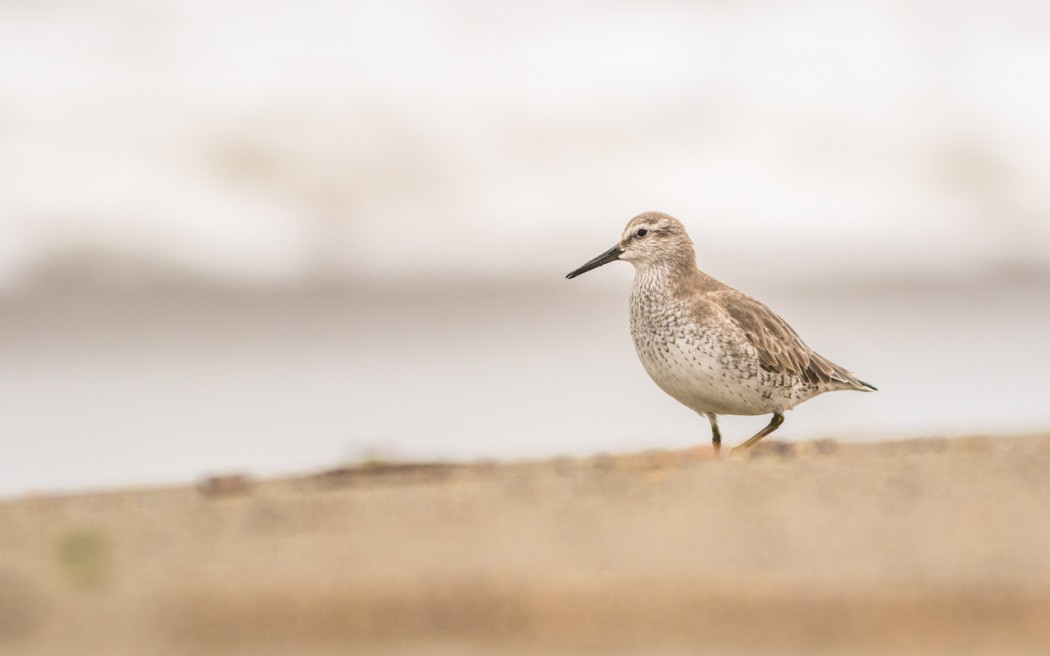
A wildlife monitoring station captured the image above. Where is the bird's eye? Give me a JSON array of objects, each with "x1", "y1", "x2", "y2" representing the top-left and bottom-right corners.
[{"x1": 636, "y1": 228, "x2": 648, "y2": 238}]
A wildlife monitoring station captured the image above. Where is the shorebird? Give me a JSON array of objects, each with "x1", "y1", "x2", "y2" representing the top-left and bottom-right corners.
[{"x1": 566, "y1": 211, "x2": 875, "y2": 454}]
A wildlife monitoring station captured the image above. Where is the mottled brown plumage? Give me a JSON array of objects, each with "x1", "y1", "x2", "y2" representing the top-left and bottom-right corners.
[{"x1": 717, "y1": 290, "x2": 866, "y2": 388}]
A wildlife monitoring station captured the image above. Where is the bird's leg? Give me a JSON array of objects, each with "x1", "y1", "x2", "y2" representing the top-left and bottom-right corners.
[
  {"x1": 732, "y1": 412, "x2": 784, "y2": 453},
  {"x1": 708, "y1": 414, "x2": 722, "y2": 455}
]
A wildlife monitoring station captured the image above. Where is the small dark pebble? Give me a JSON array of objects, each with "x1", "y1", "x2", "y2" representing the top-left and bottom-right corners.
[
  {"x1": 749, "y1": 441, "x2": 796, "y2": 458},
  {"x1": 592, "y1": 454, "x2": 615, "y2": 472},
  {"x1": 198, "y1": 473, "x2": 253, "y2": 497},
  {"x1": 813, "y1": 439, "x2": 839, "y2": 455}
]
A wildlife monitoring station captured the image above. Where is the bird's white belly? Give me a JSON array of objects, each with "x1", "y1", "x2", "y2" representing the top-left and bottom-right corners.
[{"x1": 631, "y1": 326, "x2": 789, "y2": 416}]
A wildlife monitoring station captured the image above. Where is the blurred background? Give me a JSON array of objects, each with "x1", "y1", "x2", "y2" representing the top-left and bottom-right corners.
[{"x1": 2, "y1": 0, "x2": 1049, "y2": 496}]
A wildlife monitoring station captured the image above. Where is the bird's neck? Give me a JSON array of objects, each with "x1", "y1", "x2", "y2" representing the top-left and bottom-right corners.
[{"x1": 632, "y1": 259, "x2": 723, "y2": 300}]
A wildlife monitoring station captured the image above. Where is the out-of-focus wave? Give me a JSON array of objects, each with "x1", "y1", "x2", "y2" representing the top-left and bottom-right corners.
[{"x1": 1, "y1": 0, "x2": 1050, "y2": 292}]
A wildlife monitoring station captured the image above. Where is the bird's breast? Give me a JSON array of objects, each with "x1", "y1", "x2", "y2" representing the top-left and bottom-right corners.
[{"x1": 627, "y1": 288, "x2": 795, "y2": 416}]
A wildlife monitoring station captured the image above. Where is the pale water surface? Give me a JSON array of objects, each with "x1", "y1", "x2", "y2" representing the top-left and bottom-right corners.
[{"x1": 2, "y1": 276, "x2": 1049, "y2": 497}]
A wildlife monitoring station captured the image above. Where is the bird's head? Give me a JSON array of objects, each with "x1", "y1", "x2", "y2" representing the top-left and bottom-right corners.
[{"x1": 565, "y1": 211, "x2": 696, "y2": 279}]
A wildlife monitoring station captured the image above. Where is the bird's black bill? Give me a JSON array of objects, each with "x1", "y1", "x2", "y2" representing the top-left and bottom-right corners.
[{"x1": 565, "y1": 245, "x2": 623, "y2": 279}]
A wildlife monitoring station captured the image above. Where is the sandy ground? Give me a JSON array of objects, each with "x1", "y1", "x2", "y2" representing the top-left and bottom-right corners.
[{"x1": 2, "y1": 434, "x2": 1050, "y2": 655}]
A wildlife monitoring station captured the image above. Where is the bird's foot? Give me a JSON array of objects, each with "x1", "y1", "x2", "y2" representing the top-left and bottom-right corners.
[{"x1": 728, "y1": 444, "x2": 752, "y2": 459}]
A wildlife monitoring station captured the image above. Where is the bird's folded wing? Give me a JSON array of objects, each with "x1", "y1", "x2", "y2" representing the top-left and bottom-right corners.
[{"x1": 718, "y1": 291, "x2": 858, "y2": 387}]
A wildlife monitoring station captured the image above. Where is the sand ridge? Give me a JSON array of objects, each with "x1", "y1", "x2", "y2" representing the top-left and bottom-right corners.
[{"x1": 2, "y1": 435, "x2": 1049, "y2": 655}]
